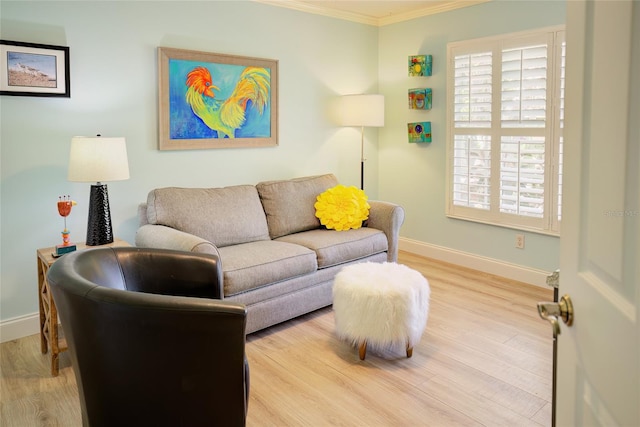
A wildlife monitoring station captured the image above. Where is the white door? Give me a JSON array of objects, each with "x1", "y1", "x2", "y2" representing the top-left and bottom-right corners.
[{"x1": 558, "y1": 1, "x2": 639, "y2": 426}]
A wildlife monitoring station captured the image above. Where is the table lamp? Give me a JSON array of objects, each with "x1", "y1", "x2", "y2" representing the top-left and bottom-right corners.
[
  {"x1": 67, "y1": 135, "x2": 130, "y2": 246},
  {"x1": 339, "y1": 94, "x2": 385, "y2": 190}
]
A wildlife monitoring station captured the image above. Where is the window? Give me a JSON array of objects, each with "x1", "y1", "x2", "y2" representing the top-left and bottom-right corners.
[{"x1": 446, "y1": 27, "x2": 565, "y2": 235}]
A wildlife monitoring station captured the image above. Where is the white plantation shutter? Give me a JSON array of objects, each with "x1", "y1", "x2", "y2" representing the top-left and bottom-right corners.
[
  {"x1": 454, "y1": 52, "x2": 492, "y2": 128},
  {"x1": 555, "y1": 36, "x2": 566, "y2": 229},
  {"x1": 501, "y1": 45, "x2": 547, "y2": 128},
  {"x1": 452, "y1": 135, "x2": 491, "y2": 210},
  {"x1": 499, "y1": 136, "x2": 546, "y2": 217},
  {"x1": 447, "y1": 28, "x2": 565, "y2": 234},
  {"x1": 452, "y1": 50, "x2": 492, "y2": 211},
  {"x1": 557, "y1": 137, "x2": 563, "y2": 221}
]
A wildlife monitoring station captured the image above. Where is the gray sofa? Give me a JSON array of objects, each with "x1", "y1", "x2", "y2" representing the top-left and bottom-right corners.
[{"x1": 135, "y1": 174, "x2": 405, "y2": 334}]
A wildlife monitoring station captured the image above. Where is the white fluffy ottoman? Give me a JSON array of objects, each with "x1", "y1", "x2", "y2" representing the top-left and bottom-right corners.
[{"x1": 333, "y1": 262, "x2": 430, "y2": 360}]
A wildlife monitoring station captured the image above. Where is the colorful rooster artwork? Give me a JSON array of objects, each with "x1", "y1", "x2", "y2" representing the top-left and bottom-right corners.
[{"x1": 168, "y1": 59, "x2": 272, "y2": 141}]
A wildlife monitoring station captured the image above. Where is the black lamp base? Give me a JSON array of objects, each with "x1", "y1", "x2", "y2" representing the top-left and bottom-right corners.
[{"x1": 86, "y1": 183, "x2": 114, "y2": 246}]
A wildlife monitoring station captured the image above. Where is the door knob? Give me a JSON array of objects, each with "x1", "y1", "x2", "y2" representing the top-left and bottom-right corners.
[{"x1": 537, "y1": 294, "x2": 574, "y2": 335}]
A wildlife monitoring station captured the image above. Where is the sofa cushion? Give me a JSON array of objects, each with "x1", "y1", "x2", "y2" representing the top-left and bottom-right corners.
[
  {"x1": 218, "y1": 240, "x2": 318, "y2": 296},
  {"x1": 146, "y1": 186, "x2": 270, "y2": 248},
  {"x1": 276, "y1": 228, "x2": 388, "y2": 269},
  {"x1": 256, "y1": 174, "x2": 339, "y2": 239}
]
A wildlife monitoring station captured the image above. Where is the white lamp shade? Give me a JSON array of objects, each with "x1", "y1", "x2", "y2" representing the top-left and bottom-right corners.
[
  {"x1": 339, "y1": 94, "x2": 385, "y2": 127},
  {"x1": 68, "y1": 136, "x2": 130, "y2": 182}
]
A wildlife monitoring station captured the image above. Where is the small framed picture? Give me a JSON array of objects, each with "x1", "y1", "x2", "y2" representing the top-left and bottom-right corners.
[
  {"x1": 408, "y1": 122, "x2": 432, "y2": 143},
  {"x1": 0, "y1": 40, "x2": 70, "y2": 97}
]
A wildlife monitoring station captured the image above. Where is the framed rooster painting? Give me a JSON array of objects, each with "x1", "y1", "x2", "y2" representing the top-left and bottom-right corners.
[{"x1": 158, "y1": 47, "x2": 278, "y2": 150}]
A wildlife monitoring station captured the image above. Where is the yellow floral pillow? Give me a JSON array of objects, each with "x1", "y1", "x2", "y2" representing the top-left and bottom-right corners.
[{"x1": 314, "y1": 185, "x2": 370, "y2": 231}]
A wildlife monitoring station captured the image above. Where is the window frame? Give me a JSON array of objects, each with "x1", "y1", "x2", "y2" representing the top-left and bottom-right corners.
[{"x1": 445, "y1": 26, "x2": 565, "y2": 236}]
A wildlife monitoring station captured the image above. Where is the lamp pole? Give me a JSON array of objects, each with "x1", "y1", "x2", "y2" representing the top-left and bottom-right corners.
[
  {"x1": 360, "y1": 126, "x2": 365, "y2": 190},
  {"x1": 339, "y1": 94, "x2": 384, "y2": 191}
]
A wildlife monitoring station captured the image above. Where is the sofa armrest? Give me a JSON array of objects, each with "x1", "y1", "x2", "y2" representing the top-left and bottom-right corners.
[
  {"x1": 135, "y1": 224, "x2": 221, "y2": 258},
  {"x1": 367, "y1": 200, "x2": 405, "y2": 262},
  {"x1": 138, "y1": 203, "x2": 149, "y2": 226}
]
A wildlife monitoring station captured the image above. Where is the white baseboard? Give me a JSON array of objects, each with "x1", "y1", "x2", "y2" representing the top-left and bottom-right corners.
[
  {"x1": 399, "y1": 237, "x2": 552, "y2": 288},
  {"x1": 0, "y1": 313, "x2": 40, "y2": 343}
]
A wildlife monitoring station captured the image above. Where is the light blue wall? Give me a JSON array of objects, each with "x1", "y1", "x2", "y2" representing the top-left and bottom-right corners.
[
  {"x1": 0, "y1": 0, "x2": 565, "y2": 326},
  {"x1": 0, "y1": 1, "x2": 379, "y2": 322},
  {"x1": 377, "y1": 0, "x2": 566, "y2": 272}
]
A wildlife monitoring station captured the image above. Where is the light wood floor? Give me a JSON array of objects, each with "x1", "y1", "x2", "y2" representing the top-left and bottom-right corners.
[{"x1": 1, "y1": 252, "x2": 554, "y2": 426}]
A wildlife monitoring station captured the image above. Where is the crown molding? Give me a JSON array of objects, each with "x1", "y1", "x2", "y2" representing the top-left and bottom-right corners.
[
  {"x1": 253, "y1": 0, "x2": 491, "y2": 27},
  {"x1": 379, "y1": 0, "x2": 491, "y2": 26},
  {"x1": 253, "y1": 0, "x2": 378, "y2": 26}
]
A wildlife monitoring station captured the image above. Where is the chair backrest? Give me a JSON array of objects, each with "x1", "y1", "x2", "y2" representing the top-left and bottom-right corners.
[{"x1": 48, "y1": 247, "x2": 248, "y2": 427}]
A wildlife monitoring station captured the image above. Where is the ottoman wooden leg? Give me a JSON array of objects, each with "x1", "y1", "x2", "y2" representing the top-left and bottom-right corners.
[
  {"x1": 359, "y1": 341, "x2": 367, "y2": 360},
  {"x1": 406, "y1": 343, "x2": 413, "y2": 358}
]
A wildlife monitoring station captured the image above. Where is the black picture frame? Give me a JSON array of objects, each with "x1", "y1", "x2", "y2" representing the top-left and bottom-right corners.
[{"x1": 0, "y1": 40, "x2": 70, "y2": 97}]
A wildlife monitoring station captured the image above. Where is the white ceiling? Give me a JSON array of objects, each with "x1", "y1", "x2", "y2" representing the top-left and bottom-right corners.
[{"x1": 254, "y1": 0, "x2": 490, "y2": 26}]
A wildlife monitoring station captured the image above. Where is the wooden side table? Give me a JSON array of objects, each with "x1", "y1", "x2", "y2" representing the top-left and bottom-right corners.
[{"x1": 36, "y1": 238, "x2": 130, "y2": 376}]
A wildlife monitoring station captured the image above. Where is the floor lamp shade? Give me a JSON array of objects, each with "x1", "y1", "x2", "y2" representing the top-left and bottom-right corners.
[
  {"x1": 68, "y1": 136, "x2": 130, "y2": 246},
  {"x1": 339, "y1": 94, "x2": 385, "y2": 127},
  {"x1": 339, "y1": 94, "x2": 385, "y2": 190}
]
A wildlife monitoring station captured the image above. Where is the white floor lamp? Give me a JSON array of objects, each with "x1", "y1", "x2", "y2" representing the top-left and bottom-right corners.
[{"x1": 339, "y1": 94, "x2": 385, "y2": 190}]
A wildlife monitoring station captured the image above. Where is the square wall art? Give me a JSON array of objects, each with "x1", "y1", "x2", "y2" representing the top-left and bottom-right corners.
[
  {"x1": 408, "y1": 55, "x2": 432, "y2": 77},
  {"x1": 408, "y1": 88, "x2": 432, "y2": 110},
  {"x1": 408, "y1": 122, "x2": 432, "y2": 143}
]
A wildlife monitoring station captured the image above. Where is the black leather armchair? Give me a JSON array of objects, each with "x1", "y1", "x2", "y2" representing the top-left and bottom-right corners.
[{"x1": 47, "y1": 247, "x2": 249, "y2": 427}]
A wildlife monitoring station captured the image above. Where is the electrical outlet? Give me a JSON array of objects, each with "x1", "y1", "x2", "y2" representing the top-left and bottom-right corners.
[{"x1": 515, "y1": 234, "x2": 525, "y2": 249}]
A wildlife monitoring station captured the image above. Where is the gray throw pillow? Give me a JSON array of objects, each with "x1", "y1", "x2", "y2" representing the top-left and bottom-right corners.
[
  {"x1": 146, "y1": 185, "x2": 270, "y2": 247},
  {"x1": 256, "y1": 174, "x2": 339, "y2": 239}
]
